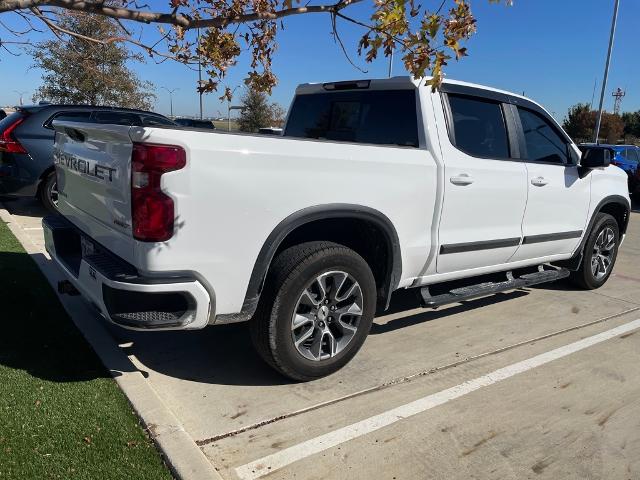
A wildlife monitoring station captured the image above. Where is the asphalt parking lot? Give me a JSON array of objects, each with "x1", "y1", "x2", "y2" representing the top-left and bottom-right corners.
[{"x1": 5, "y1": 196, "x2": 640, "y2": 480}]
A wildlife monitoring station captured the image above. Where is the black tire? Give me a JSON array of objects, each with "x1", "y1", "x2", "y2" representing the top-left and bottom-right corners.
[
  {"x1": 570, "y1": 213, "x2": 619, "y2": 290},
  {"x1": 250, "y1": 241, "x2": 377, "y2": 381},
  {"x1": 38, "y1": 171, "x2": 59, "y2": 213}
]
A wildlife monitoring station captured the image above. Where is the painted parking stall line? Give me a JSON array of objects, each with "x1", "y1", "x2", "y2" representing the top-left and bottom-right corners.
[{"x1": 235, "y1": 318, "x2": 640, "y2": 480}]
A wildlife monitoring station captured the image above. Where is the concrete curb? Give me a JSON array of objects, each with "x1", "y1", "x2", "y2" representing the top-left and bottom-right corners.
[{"x1": 0, "y1": 206, "x2": 223, "y2": 480}]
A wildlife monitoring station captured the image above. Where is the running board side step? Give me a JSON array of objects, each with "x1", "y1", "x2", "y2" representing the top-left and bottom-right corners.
[{"x1": 419, "y1": 267, "x2": 570, "y2": 308}]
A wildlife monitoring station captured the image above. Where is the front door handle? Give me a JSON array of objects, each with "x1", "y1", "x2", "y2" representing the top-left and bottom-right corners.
[
  {"x1": 531, "y1": 176, "x2": 548, "y2": 187},
  {"x1": 450, "y1": 174, "x2": 474, "y2": 186}
]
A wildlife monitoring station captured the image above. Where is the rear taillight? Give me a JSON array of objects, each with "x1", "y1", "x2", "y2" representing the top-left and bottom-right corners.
[
  {"x1": 0, "y1": 116, "x2": 27, "y2": 154},
  {"x1": 131, "y1": 142, "x2": 186, "y2": 242}
]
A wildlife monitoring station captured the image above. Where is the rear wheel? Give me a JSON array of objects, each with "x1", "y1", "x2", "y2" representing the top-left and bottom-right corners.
[
  {"x1": 250, "y1": 241, "x2": 376, "y2": 381},
  {"x1": 570, "y1": 213, "x2": 619, "y2": 289},
  {"x1": 39, "y1": 171, "x2": 59, "y2": 213}
]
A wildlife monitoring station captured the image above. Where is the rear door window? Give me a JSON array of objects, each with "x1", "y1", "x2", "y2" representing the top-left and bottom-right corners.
[
  {"x1": 284, "y1": 90, "x2": 418, "y2": 147},
  {"x1": 447, "y1": 95, "x2": 510, "y2": 158}
]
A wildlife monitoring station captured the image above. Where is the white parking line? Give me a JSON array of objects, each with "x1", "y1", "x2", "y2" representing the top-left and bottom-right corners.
[
  {"x1": 23, "y1": 227, "x2": 43, "y2": 231},
  {"x1": 235, "y1": 318, "x2": 640, "y2": 480}
]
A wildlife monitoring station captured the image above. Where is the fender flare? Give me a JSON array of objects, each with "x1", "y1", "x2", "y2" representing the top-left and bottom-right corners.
[
  {"x1": 240, "y1": 204, "x2": 402, "y2": 318},
  {"x1": 558, "y1": 195, "x2": 630, "y2": 271},
  {"x1": 580, "y1": 195, "x2": 630, "y2": 250}
]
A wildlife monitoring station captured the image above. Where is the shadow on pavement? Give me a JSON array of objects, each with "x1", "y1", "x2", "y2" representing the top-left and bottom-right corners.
[
  {"x1": 0, "y1": 196, "x2": 49, "y2": 218},
  {"x1": 112, "y1": 287, "x2": 531, "y2": 387}
]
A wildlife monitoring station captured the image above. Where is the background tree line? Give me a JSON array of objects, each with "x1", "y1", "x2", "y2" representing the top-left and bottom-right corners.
[{"x1": 563, "y1": 104, "x2": 640, "y2": 145}]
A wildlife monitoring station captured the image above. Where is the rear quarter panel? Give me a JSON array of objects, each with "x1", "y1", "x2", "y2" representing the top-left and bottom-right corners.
[{"x1": 128, "y1": 127, "x2": 438, "y2": 314}]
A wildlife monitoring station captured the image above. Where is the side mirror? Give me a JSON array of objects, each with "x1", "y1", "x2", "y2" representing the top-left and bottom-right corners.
[{"x1": 580, "y1": 146, "x2": 613, "y2": 168}]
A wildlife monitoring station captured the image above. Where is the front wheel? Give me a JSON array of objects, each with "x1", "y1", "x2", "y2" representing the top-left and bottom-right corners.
[
  {"x1": 570, "y1": 213, "x2": 619, "y2": 289},
  {"x1": 250, "y1": 241, "x2": 377, "y2": 381}
]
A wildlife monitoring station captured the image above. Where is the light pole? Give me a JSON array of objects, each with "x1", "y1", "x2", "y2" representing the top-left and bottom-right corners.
[
  {"x1": 14, "y1": 90, "x2": 28, "y2": 106},
  {"x1": 593, "y1": 0, "x2": 620, "y2": 143},
  {"x1": 161, "y1": 87, "x2": 179, "y2": 118},
  {"x1": 225, "y1": 85, "x2": 241, "y2": 131}
]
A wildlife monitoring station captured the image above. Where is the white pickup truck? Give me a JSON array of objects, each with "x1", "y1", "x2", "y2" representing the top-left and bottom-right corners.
[{"x1": 44, "y1": 77, "x2": 630, "y2": 380}]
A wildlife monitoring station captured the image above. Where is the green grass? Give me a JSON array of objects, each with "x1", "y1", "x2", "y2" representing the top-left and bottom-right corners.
[
  {"x1": 212, "y1": 120, "x2": 239, "y2": 131},
  {"x1": 0, "y1": 220, "x2": 172, "y2": 480}
]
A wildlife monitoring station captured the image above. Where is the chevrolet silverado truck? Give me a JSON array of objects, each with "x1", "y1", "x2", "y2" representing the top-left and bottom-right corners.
[{"x1": 43, "y1": 77, "x2": 630, "y2": 381}]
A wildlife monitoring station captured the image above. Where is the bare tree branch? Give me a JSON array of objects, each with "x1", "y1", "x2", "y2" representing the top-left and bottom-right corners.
[{"x1": 0, "y1": 0, "x2": 364, "y2": 30}]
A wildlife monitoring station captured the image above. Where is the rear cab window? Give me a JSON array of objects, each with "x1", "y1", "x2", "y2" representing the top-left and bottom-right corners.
[
  {"x1": 446, "y1": 94, "x2": 510, "y2": 158},
  {"x1": 284, "y1": 89, "x2": 419, "y2": 147}
]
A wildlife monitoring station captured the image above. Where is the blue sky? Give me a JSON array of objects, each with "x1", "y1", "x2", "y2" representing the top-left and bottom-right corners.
[{"x1": 1, "y1": 0, "x2": 638, "y2": 121}]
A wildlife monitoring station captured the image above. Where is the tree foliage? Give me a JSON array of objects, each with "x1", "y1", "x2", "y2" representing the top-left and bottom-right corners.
[
  {"x1": 0, "y1": 0, "x2": 510, "y2": 99},
  {"x1": 31, "y1": 11, "x2": 155, "y2": 109},
  {"x1": 562, "y1": 103, "x2": 593, "y2": 142},
  {"x1": 563, "y1": 103, "x2": 625, "y2": 144},
  {"x1": 622, "y1": 111, "x2": 640, "y2": 139},
  {"x1": 237, "y1": 88, "x2": 284, "y2": 132}
]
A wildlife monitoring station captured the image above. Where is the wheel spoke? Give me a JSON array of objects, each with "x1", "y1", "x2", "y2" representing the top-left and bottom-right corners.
[
  {"x1": 335, "y1": 302, "x2": 363, "y2": 318},
  {"x1": 335, "y1": 282, "x2": 361, "y2": 303},
  {"x1": 309, "y1": 330, "x2": 324, "y2": 359},
  {"x1": 337, "y1": 319, "x2": 358, "y2": 334},
  {"x1": 591, "y1": 256, "x2": 599, "y2": 276},
  {"x1": 292, "y1": 313, "x2": 314, "y2": 331},
  {"x1": 324, "y1": 330, "x2": 337, "y2": 357},
  {"x1": 299, "y1": 288, "x2": 321, "y2": 307},
  {"x1": 597, "y1": 255, "x2": 606, "y2": 275},
  {"x1": 294, "y1": 324, "x2": 315, "y2": 347},
  {"x1": 604, "y1": 230, "x2": 616, "y2": 250},
  {"x1": 595, "y1": 229, "x2": 605, "y2": 249}
]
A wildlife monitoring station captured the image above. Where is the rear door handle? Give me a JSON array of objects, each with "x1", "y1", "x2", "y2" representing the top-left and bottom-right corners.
[
  {"x1": 531, "y1": 176, "x2": 548, "y2": 187},
  {"x1": 450, "y1": 174, "x2": 474, "y2": 186}
]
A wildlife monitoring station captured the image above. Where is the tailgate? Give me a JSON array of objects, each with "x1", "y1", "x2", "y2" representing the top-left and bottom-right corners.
[{"x1": 52, "y1": 121, "x2": 135, "y2": 262}]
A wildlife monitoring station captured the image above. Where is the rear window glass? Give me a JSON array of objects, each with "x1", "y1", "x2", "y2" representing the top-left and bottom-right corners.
[
  {"x1": 447, "y1": 95, "x2": 509, "y2": 158},
  {"x1": 284, "y1": 90, "x2": 418, "y2": 147}
]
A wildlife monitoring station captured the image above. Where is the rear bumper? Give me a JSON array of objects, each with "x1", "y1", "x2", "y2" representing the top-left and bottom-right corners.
[
  {"x1": 43, "y1": 215, "x2": 212, "y2": 330},
  {"x1": 0, "y1": 152, "x2": 40, "y2": 197}
]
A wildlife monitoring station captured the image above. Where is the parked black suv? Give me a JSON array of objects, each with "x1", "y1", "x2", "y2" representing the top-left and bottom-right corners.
[
  {"x1": 174, "y1": 118, "x2": 216, "y2": 129},
  {"x1": 0, "y1": 104, "x2": 176, "y2": 211}
]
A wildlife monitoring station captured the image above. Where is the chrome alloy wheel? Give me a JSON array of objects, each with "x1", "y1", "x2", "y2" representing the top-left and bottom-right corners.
[
  {"x1": 591, "y1": 226, "x2": 616, "y2": 280},
  {"x1": 291, "y1": 270, "x2": 364, "y2": 361}
]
